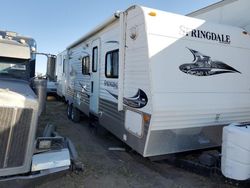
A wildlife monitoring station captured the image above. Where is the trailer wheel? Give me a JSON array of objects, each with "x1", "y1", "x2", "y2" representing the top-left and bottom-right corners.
[
  {"x1": 67, "y1": 103, "x2": 72, "y2": 119},
  {"x1": 71, "y1": 106, "x2": 80, "y2": 123}
]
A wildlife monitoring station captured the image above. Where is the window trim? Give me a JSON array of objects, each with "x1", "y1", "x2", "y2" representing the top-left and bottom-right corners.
[
  {"x1": 92, "y1": 46, "x2": 98, "y2": 72},
  {"x1": 82, "y1": 55, "x2": 90, "y2": 75},
  {"x1": 105, "y1": 49, "x2": 119, "y2": 79}
]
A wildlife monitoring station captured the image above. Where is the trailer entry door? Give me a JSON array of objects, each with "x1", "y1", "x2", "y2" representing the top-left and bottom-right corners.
[{"x1": 90, "y1": 39, "x2": 100, "y2": 115}]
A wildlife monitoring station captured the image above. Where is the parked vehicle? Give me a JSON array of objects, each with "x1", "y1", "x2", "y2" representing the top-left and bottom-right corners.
[
  {"x1": 0, "y1": 30, "x2": 80, "y2": 180},
  {"x1": 57, "y1": 5, "x2": 250, "y2": 157},
  {"x1": 188, "y1": 0, "x2": 250, "y2": 32},
  {"x1": 56, "y1": 50, "x2": 67, "y2": 100}
]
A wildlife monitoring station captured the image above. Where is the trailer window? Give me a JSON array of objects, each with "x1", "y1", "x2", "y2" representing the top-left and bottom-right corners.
[
  {"x1": 63, "y1": 59, "x2": 66, "y2": 73},
  {"x1": 105, "y1": 49, "x2": 119, "y2": 78},
  {"x1": 82, "y1": 56, "x2": 90, "y2": 75},
  {"x1": 92, "y1": 47, "x2": 98, "y2": 72}
]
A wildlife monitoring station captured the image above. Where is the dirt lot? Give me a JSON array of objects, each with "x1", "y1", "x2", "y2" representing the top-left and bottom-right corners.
[{"x1": 30, "y1": 100, "x2": 239, "y2": 188}]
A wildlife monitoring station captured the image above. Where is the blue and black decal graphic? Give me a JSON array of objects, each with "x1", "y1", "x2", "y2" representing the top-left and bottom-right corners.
[
  {"x1": 179, "y1": 48, "x2": 241, "y2": 76},
  {"x1": 106, "y1": 89, "x2": 148, "y2": 108}
]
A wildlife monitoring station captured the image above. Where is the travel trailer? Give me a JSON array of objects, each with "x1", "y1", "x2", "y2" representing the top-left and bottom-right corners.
[
  {"x1": 188, "y1": 0, "x2": 250, "y2": 32},
  {"x1": 56, "y1": 5, "x2": 250, "y2": 157},
  {"x1": 56, "y1": 50, "x2": 67, "y2": 99}
]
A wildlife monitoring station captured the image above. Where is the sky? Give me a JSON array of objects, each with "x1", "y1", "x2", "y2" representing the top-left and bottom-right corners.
[{"x1": 0, "y1": 0, "x2": 220, "y2": 74}]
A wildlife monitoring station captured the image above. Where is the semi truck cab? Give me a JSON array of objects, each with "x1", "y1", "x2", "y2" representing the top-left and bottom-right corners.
[{"x1": 0, "y1": 31, "x2": 78, "y2": 180}]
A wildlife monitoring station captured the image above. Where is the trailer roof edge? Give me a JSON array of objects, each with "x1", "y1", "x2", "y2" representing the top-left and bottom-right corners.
[{"x1": 67, "y1": 14, "x2": 119, "y2": 49}]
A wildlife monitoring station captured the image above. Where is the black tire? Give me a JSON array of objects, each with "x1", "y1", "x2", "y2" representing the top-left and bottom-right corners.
[
  {"x1": 71, "y1": 106, "x2": 80, "y2": 123},
  {"x1": 67, "y1": 103, "x2": 72, "y2": 119}
]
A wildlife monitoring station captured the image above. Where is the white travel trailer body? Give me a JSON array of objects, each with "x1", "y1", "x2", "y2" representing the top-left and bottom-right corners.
[
  {"x1": 56, "y1": 50, "x2": 68, "y2": 99},
  {"x1": 58, "y1": 5, "x2": 250, "y2": 157}
]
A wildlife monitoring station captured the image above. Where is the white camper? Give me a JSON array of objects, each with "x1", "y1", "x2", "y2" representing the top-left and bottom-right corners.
[
  {"x1": 56, "y1": 50, "x2": 68, "y2": 99},
  {"x1": 57, "y1": 5, "x2": 250, "y2": 157},
  {"x1": 188, "y1": 0, "x2": 250, "y2": 32}
]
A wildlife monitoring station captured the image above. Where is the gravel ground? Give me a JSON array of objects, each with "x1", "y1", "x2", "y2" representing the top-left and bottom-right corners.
[{"x1": 7, "y1": 99, "x2": 242, "y2": 188}]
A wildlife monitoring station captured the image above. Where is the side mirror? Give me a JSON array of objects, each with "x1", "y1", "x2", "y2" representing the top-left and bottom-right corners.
[{"x1": 46, "y1": 55, "x2": 57, "y2": 81}]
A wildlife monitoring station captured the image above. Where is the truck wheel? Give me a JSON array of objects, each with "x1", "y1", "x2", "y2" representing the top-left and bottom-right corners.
[
  {"x1": 67, "y1": 103, "x2": 72, "y2": 119},
  {"x1": 71, "y1": 106, "x2": 80, "y2": 123}
]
